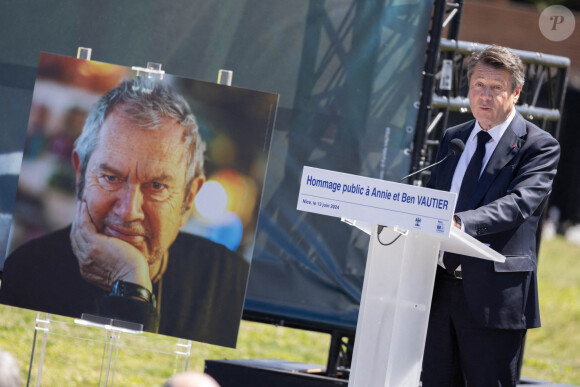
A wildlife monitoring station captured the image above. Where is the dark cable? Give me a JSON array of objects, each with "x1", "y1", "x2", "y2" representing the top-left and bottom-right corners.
[{"x1": 376, "y1": 225, "x2": 402, "y2": 246}]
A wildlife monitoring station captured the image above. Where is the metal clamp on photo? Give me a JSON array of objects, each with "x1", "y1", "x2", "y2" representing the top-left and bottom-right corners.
[
  {"x1": 76, "y1": 47, "x2": 92, "y2": 60},
  {"x1": 132, "y1": 62, "x2": 165, "y2": 80}
]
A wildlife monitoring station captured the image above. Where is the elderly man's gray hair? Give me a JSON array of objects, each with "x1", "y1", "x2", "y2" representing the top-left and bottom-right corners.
[{"x1": 74, "y1": 76, "x2": 206, "y2": 199}]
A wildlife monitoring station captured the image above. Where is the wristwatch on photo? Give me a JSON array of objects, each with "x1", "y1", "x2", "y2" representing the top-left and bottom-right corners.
[{"x1": 109, "y1": 280, "x2": 157, "y2": 307}]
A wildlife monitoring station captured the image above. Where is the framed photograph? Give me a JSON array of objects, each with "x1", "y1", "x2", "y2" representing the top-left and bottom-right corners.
[{"x1": 0, "y1": 52, "x2": 278, "y2": 348}]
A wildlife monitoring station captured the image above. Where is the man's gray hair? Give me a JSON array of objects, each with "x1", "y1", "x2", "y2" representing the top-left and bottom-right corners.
[
  {"x1": 467, "y1": 44, "x2": 525, "y2": 92},
  {"x1": 73, "y1": 76, "x2": 206, "y2": 198}
]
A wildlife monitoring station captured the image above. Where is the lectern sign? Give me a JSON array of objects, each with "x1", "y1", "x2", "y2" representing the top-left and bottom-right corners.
[{"x1": 297, "y1": 166, "x2": 456, "y2": 237}]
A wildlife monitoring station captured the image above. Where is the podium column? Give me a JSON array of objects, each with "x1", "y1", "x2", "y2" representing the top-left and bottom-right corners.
[{"x1": 348, "y1": 226, "x2": 440, "y2": 387}]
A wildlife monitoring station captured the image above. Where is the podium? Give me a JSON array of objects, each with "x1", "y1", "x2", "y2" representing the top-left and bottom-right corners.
[
  {"x1": 296, "y1": 166, "x2": 506, "y2": 387},
  {"x1": 346, "y1": 222, "x2": 505, "y2": 387}
]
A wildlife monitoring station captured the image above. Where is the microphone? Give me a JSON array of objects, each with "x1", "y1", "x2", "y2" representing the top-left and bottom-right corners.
[
  {"x1": 448, "y1": 138, "x2": 465, "y2": 155},
  {"x1": 399, "y1": 138, "x2": 465, "y2": 183}
]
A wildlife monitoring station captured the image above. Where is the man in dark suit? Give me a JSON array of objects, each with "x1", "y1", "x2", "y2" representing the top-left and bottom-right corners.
[{"x1": 422, "y1": 45, "x2": 561, "y2": 386}]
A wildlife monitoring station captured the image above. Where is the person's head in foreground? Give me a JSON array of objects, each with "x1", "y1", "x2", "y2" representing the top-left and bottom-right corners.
[
  {"x1": 0, "y1": 348, "x2": 21, "y2": 387},
  {"x1": 164, "y1": 371, "x2": 220, "y2": 387}
]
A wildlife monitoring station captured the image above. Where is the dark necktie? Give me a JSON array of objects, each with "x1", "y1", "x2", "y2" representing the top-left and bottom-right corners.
[
  {"x1": 456, "y1": 130, "x2": 492, "y2": 212},
  {"x1": 443, "y1": 130, "x2": 491, "y2": 274}
]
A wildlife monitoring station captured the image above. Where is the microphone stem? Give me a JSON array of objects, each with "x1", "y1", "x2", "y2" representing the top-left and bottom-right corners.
[{"x1": 399, "y1": 153, "x2": 452, "y2": 183}]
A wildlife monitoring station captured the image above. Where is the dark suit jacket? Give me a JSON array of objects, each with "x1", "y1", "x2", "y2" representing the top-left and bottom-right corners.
[{"x1": 427, "y1": 112, "x2": 560, "y2": 330}]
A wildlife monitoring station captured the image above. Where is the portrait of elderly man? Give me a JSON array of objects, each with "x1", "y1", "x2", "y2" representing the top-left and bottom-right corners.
[{"x1": 0, "y1": 77, "x2": 250, "y2": 347}]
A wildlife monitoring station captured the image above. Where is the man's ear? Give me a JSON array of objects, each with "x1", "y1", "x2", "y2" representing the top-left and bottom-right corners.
[
  {"x1": 512, "y1": 84, "x2": 522, "y2": 105},
  {"x1": 180, "y1": 176, "x2": 205, "y2": 226},
  {"x1": 72, "y1": 150, "x2": 82, "y2": 194}
]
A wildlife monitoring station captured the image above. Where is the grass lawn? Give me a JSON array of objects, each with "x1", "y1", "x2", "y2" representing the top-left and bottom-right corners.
[
  {"x1": 520, "y1": 235, "x2": 580, "y2": 385},
  {"x1": 0, "y1": 235, "x2": 578, "y2": 385}
]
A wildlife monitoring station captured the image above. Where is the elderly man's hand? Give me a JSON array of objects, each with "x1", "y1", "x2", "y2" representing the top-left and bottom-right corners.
[{"x1": 70, "y1": 201, "x2": 152, "y2": 292}]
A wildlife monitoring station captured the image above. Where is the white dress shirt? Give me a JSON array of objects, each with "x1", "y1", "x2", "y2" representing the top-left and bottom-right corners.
[{"x1": 438, "y1": 108, "x2": 516, "y2": 269}]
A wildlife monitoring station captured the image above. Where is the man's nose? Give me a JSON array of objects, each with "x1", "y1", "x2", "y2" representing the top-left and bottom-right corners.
[
  {"x1": 114, "y1": 185, "x2": 145, "y2": 222},
  {"x1": 481, "y1": 86, "x2": 492, "y2": 99}
]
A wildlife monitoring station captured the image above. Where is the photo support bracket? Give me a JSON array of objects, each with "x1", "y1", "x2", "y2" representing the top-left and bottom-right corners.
[
  {"x1": 76, "y1": 47, "x2": 165, "y2": 82},
  {"x1": 217, "y1": 69, "x2": 233, "y2": 86},
  {"x1": 76, "y1": 313, "x2": 144, "y2": 334},
  {"x1": 132, "y1": 62, "x2": 165, "y2": 81},
  {"x1": 77, "y1": 47, "x2": 92, "y2": 60},
  {"x1": 77, "y1": 47, "x2": 228, "y2": 87}
]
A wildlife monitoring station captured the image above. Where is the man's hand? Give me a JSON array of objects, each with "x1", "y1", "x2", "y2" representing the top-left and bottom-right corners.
[
  {"x1": 70, "y1": 201, "x2": 152, "y2": 291},
  {"x1": 452, "y1": 215, "x2": 462, "y2": 230}
]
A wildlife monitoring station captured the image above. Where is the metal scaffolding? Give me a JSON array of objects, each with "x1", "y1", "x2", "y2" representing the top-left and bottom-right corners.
[{"x1": 410, "y1": 0, "x2": 570, "y2": 186}]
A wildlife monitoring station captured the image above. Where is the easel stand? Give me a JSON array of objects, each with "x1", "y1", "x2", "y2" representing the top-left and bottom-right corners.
[
  {"x1": 347, "y1": 224, "x2": 504, "y2": 387},
  {"x1": 27, "y1": 313, "x2": 191, "y2": 386}
]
